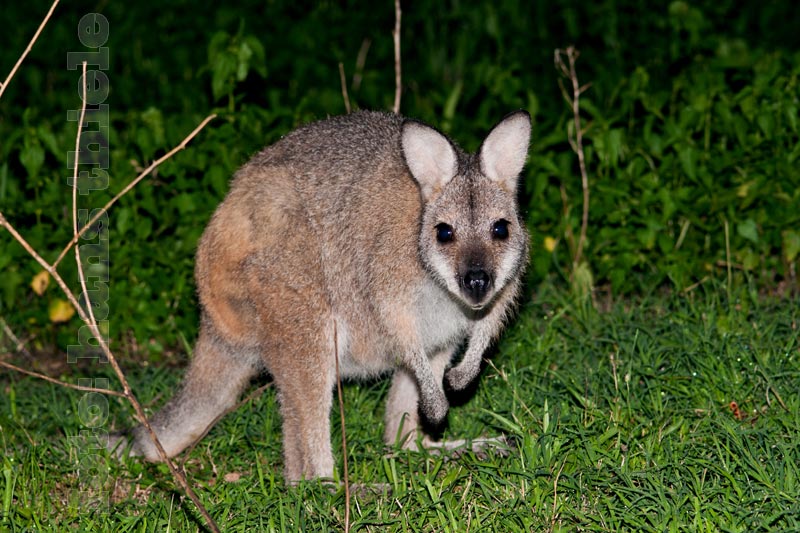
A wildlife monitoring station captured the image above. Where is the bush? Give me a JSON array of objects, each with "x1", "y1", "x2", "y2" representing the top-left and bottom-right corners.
[{"x1": 1, "y1": 0, "x2": 797, "y2": 358}]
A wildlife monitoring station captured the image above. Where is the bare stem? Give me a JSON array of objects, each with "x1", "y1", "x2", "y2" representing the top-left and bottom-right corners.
[
  {"x1": 0, "y1": 316, "x2": 32, "y2": 358},
  {"x1": 338, "y1": 62, "x2": 351, "y2": 114},
  {"x1": 555, "y1": 46, "x2": 590, "y2": 274},
  {"x1": 550, "y1": 459, "x2": 566, "y2": 531},
  {"x1": 0, "y1": 359, "x2": 126, "y2": 398},
  {"x1": 392, "y1": 0, "x2": 402, "y2": 114},
  {"x1": 73, "y1": 63, "x2": 94, "y2": 326},
  {"x1": 724, "y1": 218, "x2": 732, "y2": 299},
  {"x1": 0, "y1": 213, "x2": 82, "y2": 312},
  {"x1": 0, "y1": 0, "x2": 60, "y2": 100},
  {"x1": 352, "y1": 38, "x2": 372, "y2": 91},
  {"x1": 334, "y1": 322, "x2": 351, "y2": 532}
]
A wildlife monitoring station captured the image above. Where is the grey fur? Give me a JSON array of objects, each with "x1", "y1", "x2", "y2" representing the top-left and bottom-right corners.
[{"x1": 111, "y1": 110, "x2": 531, "y2": 482}]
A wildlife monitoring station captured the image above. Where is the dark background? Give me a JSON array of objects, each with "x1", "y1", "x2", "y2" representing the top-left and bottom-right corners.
[{"x1": 1, "y1": 0, "x2": 798, "y2": 359}]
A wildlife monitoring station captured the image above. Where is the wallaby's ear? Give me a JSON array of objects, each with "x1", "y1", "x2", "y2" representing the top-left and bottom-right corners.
[
  {"x1": 402, "y1": 120, "x2": 458, "y2": 201},
  {"x1": 478, "y1": 111, "x2": 531, "y2": 192}
]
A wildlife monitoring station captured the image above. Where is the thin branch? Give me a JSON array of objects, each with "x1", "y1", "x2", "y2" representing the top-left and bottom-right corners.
[
  {"x1": 73, "y1": 63, "x2": 95, "y2": 327},
  {"x1": 724, "y1": 219, "x2": 732, "y2": 299},
  {"x1": 549, "y1": 459, "x2": 566, "y2": 532},
  {"x1": 558, "y1": 182, "x2": 575, "y2": 258},
  {"x1": 334, "y1": 321, "x2": 351, "y2": 533},
  {"x1": 0, "y1": 213, "x2": 83, "y2": 313},
  {"x1": 392, "y1": 0, "x2": 402, "y2": 114},
  {"x1": 352, "y1": 38, "x2": 372, "y2": 91},
  {"x1": 68, "y1": 63, "x2": 220, "y2": 533},
  {"x1": 680, "y1": 275, "x2": 710, "y2": 295},
  {"x1": 0, "y1": 0, "x2": 60, "y2": 100},
  {"x1": 338, "y1": 62, "x2": 351, "y2": 114},
  {"x1": 53, "y1": 114, "x2": 217, "y2": 268},
  {"x1": 0, "y1": 316, "x2": 32, "y2": 359},
  {"x1": 555, "y1": 46, "x2": 590, "y2": 274},
  {"x1": 0, "y1": 360, "x2": 126, "y2": 398}
]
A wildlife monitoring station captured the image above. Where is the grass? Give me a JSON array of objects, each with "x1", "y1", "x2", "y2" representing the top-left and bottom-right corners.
[{"x1": 1, "y1": 281, "x2": 798, "y2": 531}]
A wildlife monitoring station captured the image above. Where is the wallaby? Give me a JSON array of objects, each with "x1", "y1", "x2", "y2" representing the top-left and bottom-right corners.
[{"x1": 111, "y1": 110, "x2": 531, "y2": 482}]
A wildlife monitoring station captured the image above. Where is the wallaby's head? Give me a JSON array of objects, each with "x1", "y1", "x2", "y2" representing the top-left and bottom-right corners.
[{"x1": 402, "y1": 111, "x2": 531, "y2": 310}]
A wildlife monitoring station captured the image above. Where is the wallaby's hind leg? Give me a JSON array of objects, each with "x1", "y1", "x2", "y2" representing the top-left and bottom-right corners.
[
  {"x1": 384, "y1": 348, "x2": 508, "y2": 455},
  {"x1": 114, "y1": 325, "x2": 261, "y2": 461},
  {"x1": 271, "y1": 337, "x2": 336, "y2": 482},
  {"x1": 276, "y1": 377, "x2": 334, "y2": 482}
]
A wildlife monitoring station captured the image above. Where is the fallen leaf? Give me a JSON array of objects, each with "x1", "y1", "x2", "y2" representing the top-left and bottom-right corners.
[
  {"x1": 48, "y1": 299, "x2": 75, "y2": 323},
  {"x1": 30, "y1": 271, "x2": 50, "y2": 296},
  {"x1": 224, "y1": 472, "x2": 243, "y2": 483}
]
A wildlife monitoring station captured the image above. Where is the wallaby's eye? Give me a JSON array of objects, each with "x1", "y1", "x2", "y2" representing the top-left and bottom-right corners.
[
  {"x1": 435, "y1": 223, "x2": 454, "y2": 243},
  {"x1": 492, "y1": 219, "x2": 510, "y2": 240}
]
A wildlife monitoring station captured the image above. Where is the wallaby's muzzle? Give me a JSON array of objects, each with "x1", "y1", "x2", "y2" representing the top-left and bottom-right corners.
[{"x1": 461, "y1": 267, "x2": 493, "y2": 304}]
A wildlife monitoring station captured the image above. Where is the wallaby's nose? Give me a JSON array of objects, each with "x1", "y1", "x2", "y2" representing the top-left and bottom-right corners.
[{"x1": 462, "y1": 268, "x2": 492, "y2": 302}]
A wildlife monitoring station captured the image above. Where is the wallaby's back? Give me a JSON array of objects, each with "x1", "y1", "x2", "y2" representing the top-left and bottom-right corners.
[{"x1": 197, "y1": 112, "x2": 438, "y2": 369}]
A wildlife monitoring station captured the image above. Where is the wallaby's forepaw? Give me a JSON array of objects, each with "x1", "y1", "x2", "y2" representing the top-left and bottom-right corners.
[
  {"x1": 418, "y1": 390, "x2": 449, "y2": 426},
  {"x1": 444, "y1": 363, "x2": 478, "y2": 392}
]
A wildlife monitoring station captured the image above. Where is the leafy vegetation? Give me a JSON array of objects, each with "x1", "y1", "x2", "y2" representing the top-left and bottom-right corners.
[
  {"x1": 0, "y1": 0, "x2": 797, "y2": 354},
  {"x1": 0, "y1": 0, "x2": 798, "y2": 530}
]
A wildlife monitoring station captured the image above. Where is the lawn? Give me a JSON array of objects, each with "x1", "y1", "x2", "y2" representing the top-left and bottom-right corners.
[{"x1": 2, "y1": 283, "x2": 798, "y2": 531}]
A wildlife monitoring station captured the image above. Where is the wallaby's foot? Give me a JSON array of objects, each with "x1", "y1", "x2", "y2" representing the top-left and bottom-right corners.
[
  {"x1": 432, "y1": 435, "x2": 512, "y2": 460},
  {"x1": 296, "y1": 480, "x2": 393, "y2": 498},
  {"x1": 106, "y1": 430, "x2": 153, "y2": 460},
  {"x1": 389, "y1": 434, "x2": 512, "y2": 460},
  {"x1": 106, "y1": 431, "x2": 131, "y2": 459}
]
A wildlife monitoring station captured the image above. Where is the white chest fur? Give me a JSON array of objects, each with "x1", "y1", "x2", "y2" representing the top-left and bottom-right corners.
[{"x1": 413, "y1": 277, "x2": 471, "y2": 356}]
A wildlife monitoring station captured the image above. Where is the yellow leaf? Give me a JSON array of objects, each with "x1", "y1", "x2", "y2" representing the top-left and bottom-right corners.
[
  {"x1": 543, "y1": 236, "x2": 557, "y2": 252},
  {"x1": 48, "y1": 299, "x2": 75, "y2": 323},
  {"x1": 30, "y1": 270, "x2": 50, "y2": 296}
]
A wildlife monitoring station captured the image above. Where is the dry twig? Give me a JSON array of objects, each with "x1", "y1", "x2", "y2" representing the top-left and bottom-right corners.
[
  {"x1": 0, "y1": 0, "x2": 60, "y2": 100},
  {"x1": 351, "y1": 38, "x2": 372, "y2": 91},
  {"x1": 555, "y1": 46, "x2": 590, "y2": 274},
  {"x1": 0, "y1": 316, "x2": 32, "y2": 359},
  {"x1": 334, "y1": 322, "x2": 351, "y2": 532},
  {"x1": 338, "y1": 62, "x2": 352, "y2": 114},
  {"x1": 0, "y1": 359, "x2": 125, "y2": 397},
  {"x1": 392, "y1": 0, "x2": 402, "y2": 114}
]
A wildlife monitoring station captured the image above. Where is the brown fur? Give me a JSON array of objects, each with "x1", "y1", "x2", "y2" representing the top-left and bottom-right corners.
[{"x1": 111, "y1": 110, "x2": 531, "y2": 482}]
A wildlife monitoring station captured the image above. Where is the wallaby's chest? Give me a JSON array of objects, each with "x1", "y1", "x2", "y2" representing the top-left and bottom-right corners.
[
  {"x1": 335, "y1": 277, "x2": 470, "y2": 378},
  {"x1": 412, "y1": 277, "x2": 471, "y2": 354}
]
